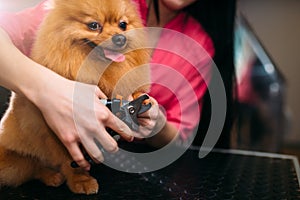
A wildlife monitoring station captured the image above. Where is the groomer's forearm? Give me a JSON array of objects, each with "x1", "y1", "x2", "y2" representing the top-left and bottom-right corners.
[{"x1": 0, "y1": 28, "x2": 56, "y2": 100}]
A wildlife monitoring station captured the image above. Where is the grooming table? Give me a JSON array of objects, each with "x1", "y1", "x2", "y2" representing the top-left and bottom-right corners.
[{"x1": 1, "y1": 146, "x2": 299, "y2": 200}]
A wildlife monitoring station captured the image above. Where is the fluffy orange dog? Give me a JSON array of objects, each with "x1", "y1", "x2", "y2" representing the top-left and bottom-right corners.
[{"x1": 0, "y1": 0, "x2": 149, "y2": 195}]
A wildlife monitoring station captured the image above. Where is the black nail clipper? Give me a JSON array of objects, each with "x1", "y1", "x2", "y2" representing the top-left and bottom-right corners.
[
  {"x1": 71, "y1": 94, "x2": 152, "y2": 168},
  {"x1": 101, "y1": 94, "x2": 152, "y2": 132}
]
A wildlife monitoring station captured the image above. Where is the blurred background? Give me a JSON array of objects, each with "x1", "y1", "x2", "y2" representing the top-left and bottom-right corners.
[
  {"x1": 0, "y1": 0, "x2": 299, "y2": 155},
  {"x1": 235, "y1": 0, "x2": 300, "y2": 156}
]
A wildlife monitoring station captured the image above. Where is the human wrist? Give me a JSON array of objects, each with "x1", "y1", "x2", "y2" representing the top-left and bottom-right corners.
[
  {"x1": 153, "y1": 109, "x2": 167, "y2": 135},
  {"x1": 145, "y1": 109, "x2": 178, "y2": 147},
  {"x1": 19, "y1": 62, "x2": 68, "y2": 108},
  {"x1": 146, "y1": 120, "x2": 178, "y2": 148}
]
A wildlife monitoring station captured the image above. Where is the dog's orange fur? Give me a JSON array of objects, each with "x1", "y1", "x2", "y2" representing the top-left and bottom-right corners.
[{"x1": 0, "y1": 0, "x2": 149, "y2": 195}]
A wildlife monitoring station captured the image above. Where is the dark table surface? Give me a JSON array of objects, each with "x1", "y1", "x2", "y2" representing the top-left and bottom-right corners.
[{"x1": 1, "y1": 144, "x2": 300, "y2": 200}]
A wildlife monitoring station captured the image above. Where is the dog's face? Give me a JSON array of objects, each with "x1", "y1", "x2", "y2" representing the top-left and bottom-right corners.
[
  {"x1": 51, "y1": 0, "x2": 145, "y2": 63},
  {"x1": 32, "y1": 0, "x2": 149, "y2": 97}
]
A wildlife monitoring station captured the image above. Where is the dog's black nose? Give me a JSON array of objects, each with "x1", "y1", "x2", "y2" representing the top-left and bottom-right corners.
[{"x1": 112, "y1": 34, "x2": 127, "y2": 47}]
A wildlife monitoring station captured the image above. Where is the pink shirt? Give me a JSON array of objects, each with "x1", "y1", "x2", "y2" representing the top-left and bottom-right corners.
[{"x1": 0, "y1": 0, "x2": 214, "y2": 141}]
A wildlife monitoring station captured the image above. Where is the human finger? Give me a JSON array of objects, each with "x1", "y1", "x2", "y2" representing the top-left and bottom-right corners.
[
  {"x1": 94, "y1": 86, "x2": 107, "y2": 99},
  {"x1": 84, "y1": 140, "x2": 105, "y2": 164},
  {"x1": 66, "y1": 143, "x2": 91, "y2": 171},
  {"x1": 88, "y1": 121, "x2": 121, "y2": 154},
  {"x1": 105, "y1": 113, "x2": 134, "y2": 142}
]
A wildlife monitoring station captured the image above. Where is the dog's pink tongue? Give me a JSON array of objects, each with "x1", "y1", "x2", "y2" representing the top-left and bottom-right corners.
[{"x1": 103, "y1": 49, "x2": 125, "y2": 62}]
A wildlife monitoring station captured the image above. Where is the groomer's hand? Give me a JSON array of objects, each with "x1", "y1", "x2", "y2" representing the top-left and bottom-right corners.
[
  {"x1": 129, "y1": 94, "x2": 178, "y2": 148},
  {"x1": 32, "y1": 73, "x2": 134, "y2": 171},
  {"x1": 0, "y1": 28, "x2": 134, "y2": 171},
  {"x1": 129, "y1": 94, "x2": 166, "y2": 139}
]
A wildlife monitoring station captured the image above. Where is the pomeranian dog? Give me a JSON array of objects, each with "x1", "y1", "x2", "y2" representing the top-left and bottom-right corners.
[{"x1": 0, "y1": 0, "x2": 149, "y2": 195}]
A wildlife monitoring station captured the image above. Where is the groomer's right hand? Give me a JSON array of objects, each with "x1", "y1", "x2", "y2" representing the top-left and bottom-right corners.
[
  {"x1": 73, "y1": 83, "x2": 135, "y2": 169},
  {"x1": 35, "y1": 77, "x2": 134, "y2": 170}
]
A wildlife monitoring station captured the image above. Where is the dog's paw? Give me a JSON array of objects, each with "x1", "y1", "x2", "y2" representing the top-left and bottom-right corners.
[
  {"x1": 44, "y1": 172, "x2": 65, "y2": 187},
  {"x1": 36, "y1": 170, "x2": 65, "y2": 187},
  {"x1": 68, "y1": 174, "x2": 99, "y2": 195}
]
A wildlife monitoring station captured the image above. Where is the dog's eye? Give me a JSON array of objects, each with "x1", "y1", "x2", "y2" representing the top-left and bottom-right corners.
[
  {"x1": 87, "y1": 22, "x2": 102, "y2": 31},
  {"x1": 119, "y1": 21, "x2": 127, "y2": 31}
]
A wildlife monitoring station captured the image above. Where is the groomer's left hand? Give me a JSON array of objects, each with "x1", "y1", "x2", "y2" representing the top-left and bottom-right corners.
[{"x1": 128, "y1": 94, "x2": 166, "y2": 139}]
